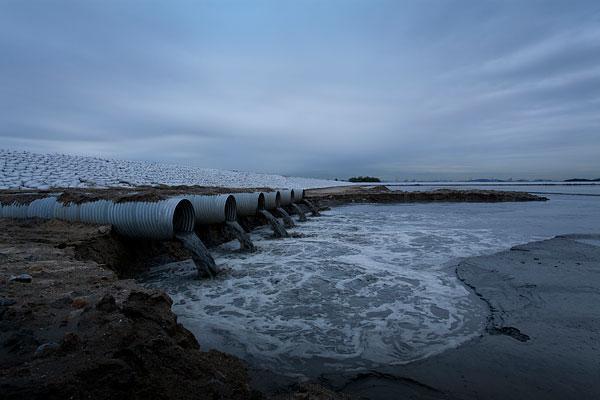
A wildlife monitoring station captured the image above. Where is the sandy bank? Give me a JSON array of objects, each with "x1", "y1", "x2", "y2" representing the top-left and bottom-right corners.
[
  {"x1": 0, "y1": 219, "x2": 253, "y2": 399},
  {"x1": 306, "y1": 185, "x2": 547, "y2": 206},
  {"x1": 0, "y1": 217, "x2": 343, "y2": 399},
  {"x1": 0, "y1": 185, "x2": 273, "y2": 206},
  {"x1": 323, "y1": 234, "x2": 600, "y2": 399}
]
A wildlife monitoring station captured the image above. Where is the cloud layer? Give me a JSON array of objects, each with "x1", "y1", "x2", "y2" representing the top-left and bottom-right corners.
[{"x1": 1, "y1": 0, "x2": 599, "y2": 180}]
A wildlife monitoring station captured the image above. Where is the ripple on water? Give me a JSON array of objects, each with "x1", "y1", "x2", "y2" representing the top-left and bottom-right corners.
[{"x1": 143, "y1": 205, "x2": 505, "y2": 377}]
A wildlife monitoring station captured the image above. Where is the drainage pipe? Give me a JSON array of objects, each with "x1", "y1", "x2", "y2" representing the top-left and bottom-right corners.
[
  {"x1": 188, "y1": 194, "x2": 237, "y2": 225},
  {"x1": 1, "y1": 196, "x2": 196, "y2": 240},
  {"x1": 263, "y1": 191, "x2": 281, "y2": 210},
  {"x1": 292, "y1": 188, "x2": 305, "y2": 203},
  {"x1": 0, "y1": 202, "x2": 28, "y2": 219},
  {"x1": 232, "y1": 192, "x2": 265, "y2": 217},
  {"x1": 27, "y1": 197, "x2": 58, "y2": 219},
  {"x1": 279, "y1": 189, "x2": 293, "y2": 206},
  {"x1": 107, "y1": 197, "x2": 195, "y2": 239}
]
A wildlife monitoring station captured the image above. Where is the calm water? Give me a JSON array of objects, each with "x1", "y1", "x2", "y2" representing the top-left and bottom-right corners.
[
  {"x1": 385, "y1": 181, "x2": 600, "y2": 196},
  {"x1": 145, "y1": 187, "x2": 600, "y2": 378}
]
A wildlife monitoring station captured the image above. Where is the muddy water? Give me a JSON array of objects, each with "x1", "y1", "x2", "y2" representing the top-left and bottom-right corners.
[
  {"x1": 175, "y1": 232, "x2": 218, "y2": 278},
  {"x1": 276, "y1": 207, "x2": 295, "y2": 228},
  {"x1": 259, "y1": 210, "x2": 288, "y2": 238},
  {"x1": 155, "y1": 195, "x2": 600, "y2": 378},
  {"x1": 290, "y1": 203, "x2": 307, "y2": 221},
  {"x1": 302, "y1": 199, "x2": 320, "y2": 216},
  {"x1": 225, "y1": 220, "x2": 256, "y2": 252}
]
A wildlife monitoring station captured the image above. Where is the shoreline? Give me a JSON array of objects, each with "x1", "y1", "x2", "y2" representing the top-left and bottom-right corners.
[
  {"x1": 305, "y1": 185, "x2": 547, "y2": 207},
  {"x1": 320, "y1": 234, "x2": 600, "y2": 399}
]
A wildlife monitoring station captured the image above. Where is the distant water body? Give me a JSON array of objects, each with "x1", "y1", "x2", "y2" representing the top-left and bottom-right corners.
[
  {"x1": 384, "y1": 181, "x2": 600, "y2": 196},
  {"x1": 145, "y1": 184, "x2": 600, "y2": 378}
]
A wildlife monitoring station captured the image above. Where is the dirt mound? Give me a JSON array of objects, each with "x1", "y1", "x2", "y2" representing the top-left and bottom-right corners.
[
  {"x1": 0, "y1": 219, "x2": 253, "y2": 399},
  {"x1": 0, "y1": 185, "x2": 274, "y2": 206},
  {"x1": 306, "y1": 186, "x2": 547, "y2": 206},
  {"x1": 1, "y1": 291, "x2": 251, "y2": 400}
]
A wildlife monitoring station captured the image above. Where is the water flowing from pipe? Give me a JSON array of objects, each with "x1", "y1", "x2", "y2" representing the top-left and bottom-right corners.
[
  {"x1": 290, "y1": 203, "x2": 307, "y2": 222},
  {"x1": 302, "y1": 199, "x2": 320, "y2": 216},
  {"x1": 226, "y1": 220, "x2": 256, "y2": 252},
  {"x1": 175, "y1": 232, "x2": 218, "y2": 278},
  {"x1": 276, "y1": 207, "x2": 295, "y2": 228},
  {"x1": 259, "y1": 210, "x2": 288, "y2": 238}
]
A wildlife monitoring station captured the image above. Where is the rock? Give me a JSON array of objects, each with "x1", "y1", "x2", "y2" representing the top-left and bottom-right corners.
[
  {"x1": 71, "y1": 297, "x2": 88, "y2": 309},
  {"x1": 51, "y1": 295, "x2": 73, "y2": 308},
  {"x1": 96, "y1": 294, "x2": 117, "y2": 312},
  {"x1": 60, "y1": 332, "x2": 81, "y2": 352},
  {"x1": 69, "y1": 308, "x2": 84, "y2": 320},
  {"x1": 34, "y1": 342, "x2": 60, "y2": 358},
  {"x1": 9, "y1": 273, "x2": 32, "y2": 283},
  {"x1": 0, "y1": 298, "x2": 17, "y2": 307},
  {"x1": 98, "y1": 225, "x2": 111, "y2": 234},
  {"x1": 3, "y1": 329, "x2": 39, "y2": 354}
]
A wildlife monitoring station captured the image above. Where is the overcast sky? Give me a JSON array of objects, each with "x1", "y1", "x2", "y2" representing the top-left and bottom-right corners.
[{"x1": 1, "y1": 1, "x2": 599, "y2": 180}]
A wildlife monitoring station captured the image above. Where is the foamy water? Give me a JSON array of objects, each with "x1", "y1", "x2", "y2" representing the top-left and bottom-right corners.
[{"x1": 144, "y1": 190, "x2": 600, "y2": 378}]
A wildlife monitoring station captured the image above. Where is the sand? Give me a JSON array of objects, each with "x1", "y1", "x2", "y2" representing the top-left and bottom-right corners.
[{"x1": 306, "y1": 185, "x2": 547, "y2": 206}]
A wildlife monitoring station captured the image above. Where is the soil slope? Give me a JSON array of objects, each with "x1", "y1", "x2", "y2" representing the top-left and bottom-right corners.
[{"x1": 0, "y1": 219, "x2": 253, "y2": 400}]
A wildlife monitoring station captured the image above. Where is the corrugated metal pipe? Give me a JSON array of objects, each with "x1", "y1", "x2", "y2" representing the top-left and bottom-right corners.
[
  {"x1": 105, "y1": 197, "x2": 195, "y2": 239},
  {"x1": 0, "y1": 202, "x2": 28, "y2": 219},
  {"x1": 232, "y1": 192, "x2": 265, "y2": 217},
  {"x1": 263, "y1": 191, "x2": 281, "y2": 210},
  {"x1": 188, "y1": 194, "x2": 237, "y2": 225},
  {"x1": 279, "y1": 189, "x2": 293, "y2": 206},
  {"x1": 0, "y1": 196, "x2": 196, "y2": 240},
  {"x1": 292, "y1": 188, "x2": 305, "y2": 202}
]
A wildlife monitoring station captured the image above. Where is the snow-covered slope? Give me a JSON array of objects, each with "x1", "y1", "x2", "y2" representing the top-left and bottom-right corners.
[{"x1": 0, "y1": 149, "x2": 343, "y2": 190}]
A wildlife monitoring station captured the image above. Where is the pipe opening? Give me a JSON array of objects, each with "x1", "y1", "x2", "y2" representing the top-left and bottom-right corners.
[
  {"x1": 257, "y1": 193, "x2": 265, "y2": 211},
  {"x1": 172, "y1": 199, "x2": 195, "y2": 234},
  {"x1": 275, "y1": 191, "x2": 281, "y2": 209},
  {"x1": 290, "y1": 189, "x2": 296, "y2": 202},
  {"x1": 224, "y1": 195, "x2": 237, "y2": 222}
]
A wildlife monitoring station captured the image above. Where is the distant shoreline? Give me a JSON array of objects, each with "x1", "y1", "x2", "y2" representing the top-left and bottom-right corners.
[{"x1": 305, "y1": 185, "x2": 547, "y2": 207}]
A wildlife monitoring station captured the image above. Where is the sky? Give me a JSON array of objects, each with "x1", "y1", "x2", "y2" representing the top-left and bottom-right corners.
[{"x1": 1, "y1": 0, "x2": 600, "y2": 180}]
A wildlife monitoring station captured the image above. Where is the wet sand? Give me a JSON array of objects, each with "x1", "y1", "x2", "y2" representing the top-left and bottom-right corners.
[
  {"x1": 306, "y1": 185, "x2": 547, "y2": 207},
  {"x1": 323, "y1": 234, "x2": 600, "y2": 399}
]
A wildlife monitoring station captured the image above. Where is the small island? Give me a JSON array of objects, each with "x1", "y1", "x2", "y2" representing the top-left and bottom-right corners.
[{"x1": 348, "y1": 176, "x2": 381, "y2": 183}]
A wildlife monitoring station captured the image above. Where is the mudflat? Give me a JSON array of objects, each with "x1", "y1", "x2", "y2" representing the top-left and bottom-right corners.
[
  {"x1": 306, "y1": 185, "x2": 547, "y2": 207},
  {"x1": 327, "y1": 234, "x2": 600, "y2": 399}
]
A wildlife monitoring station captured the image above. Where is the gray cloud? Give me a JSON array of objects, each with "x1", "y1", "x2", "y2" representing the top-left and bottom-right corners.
[{"x1": 1, "y1": 0, "x2": 599, "y2": 180}]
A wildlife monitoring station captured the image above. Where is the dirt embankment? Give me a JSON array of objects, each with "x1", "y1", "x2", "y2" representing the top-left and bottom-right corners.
[
  {"x1": 0, "y1": 185, "x2": 274, "y2": 206},
  {"x1": 306, "y1": 185, "x2": 547, "y2": 207},
  {"x1": 0, "y1": 219, "x2": 254, "y2": 399}
]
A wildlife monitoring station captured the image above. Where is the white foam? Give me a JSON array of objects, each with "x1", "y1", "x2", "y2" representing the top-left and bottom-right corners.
[
  {"x1": 146, "y1": 205, "x2": 518, "y2": 376},
  {"x1": 145, "y1": 190, "x2": 600, "y2": 377}
]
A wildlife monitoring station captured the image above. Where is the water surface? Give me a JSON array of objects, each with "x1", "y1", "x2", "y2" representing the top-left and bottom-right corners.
[{"x1": 145, "y1": 188, "x2": 600, "y2": 378}]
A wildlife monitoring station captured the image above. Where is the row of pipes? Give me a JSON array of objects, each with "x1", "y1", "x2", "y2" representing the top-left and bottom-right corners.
[
  {"x1": 0, "y1": 188, "x2": 316, "y2": 240},
  {"x1": 0, "y1": 188, "x2": 321, "y2": 278}
]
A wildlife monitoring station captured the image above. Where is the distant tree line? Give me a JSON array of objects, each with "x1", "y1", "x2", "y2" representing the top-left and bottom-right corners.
[{"x1": 348, "y1": 176, "x2": 381, "y2": 182}]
